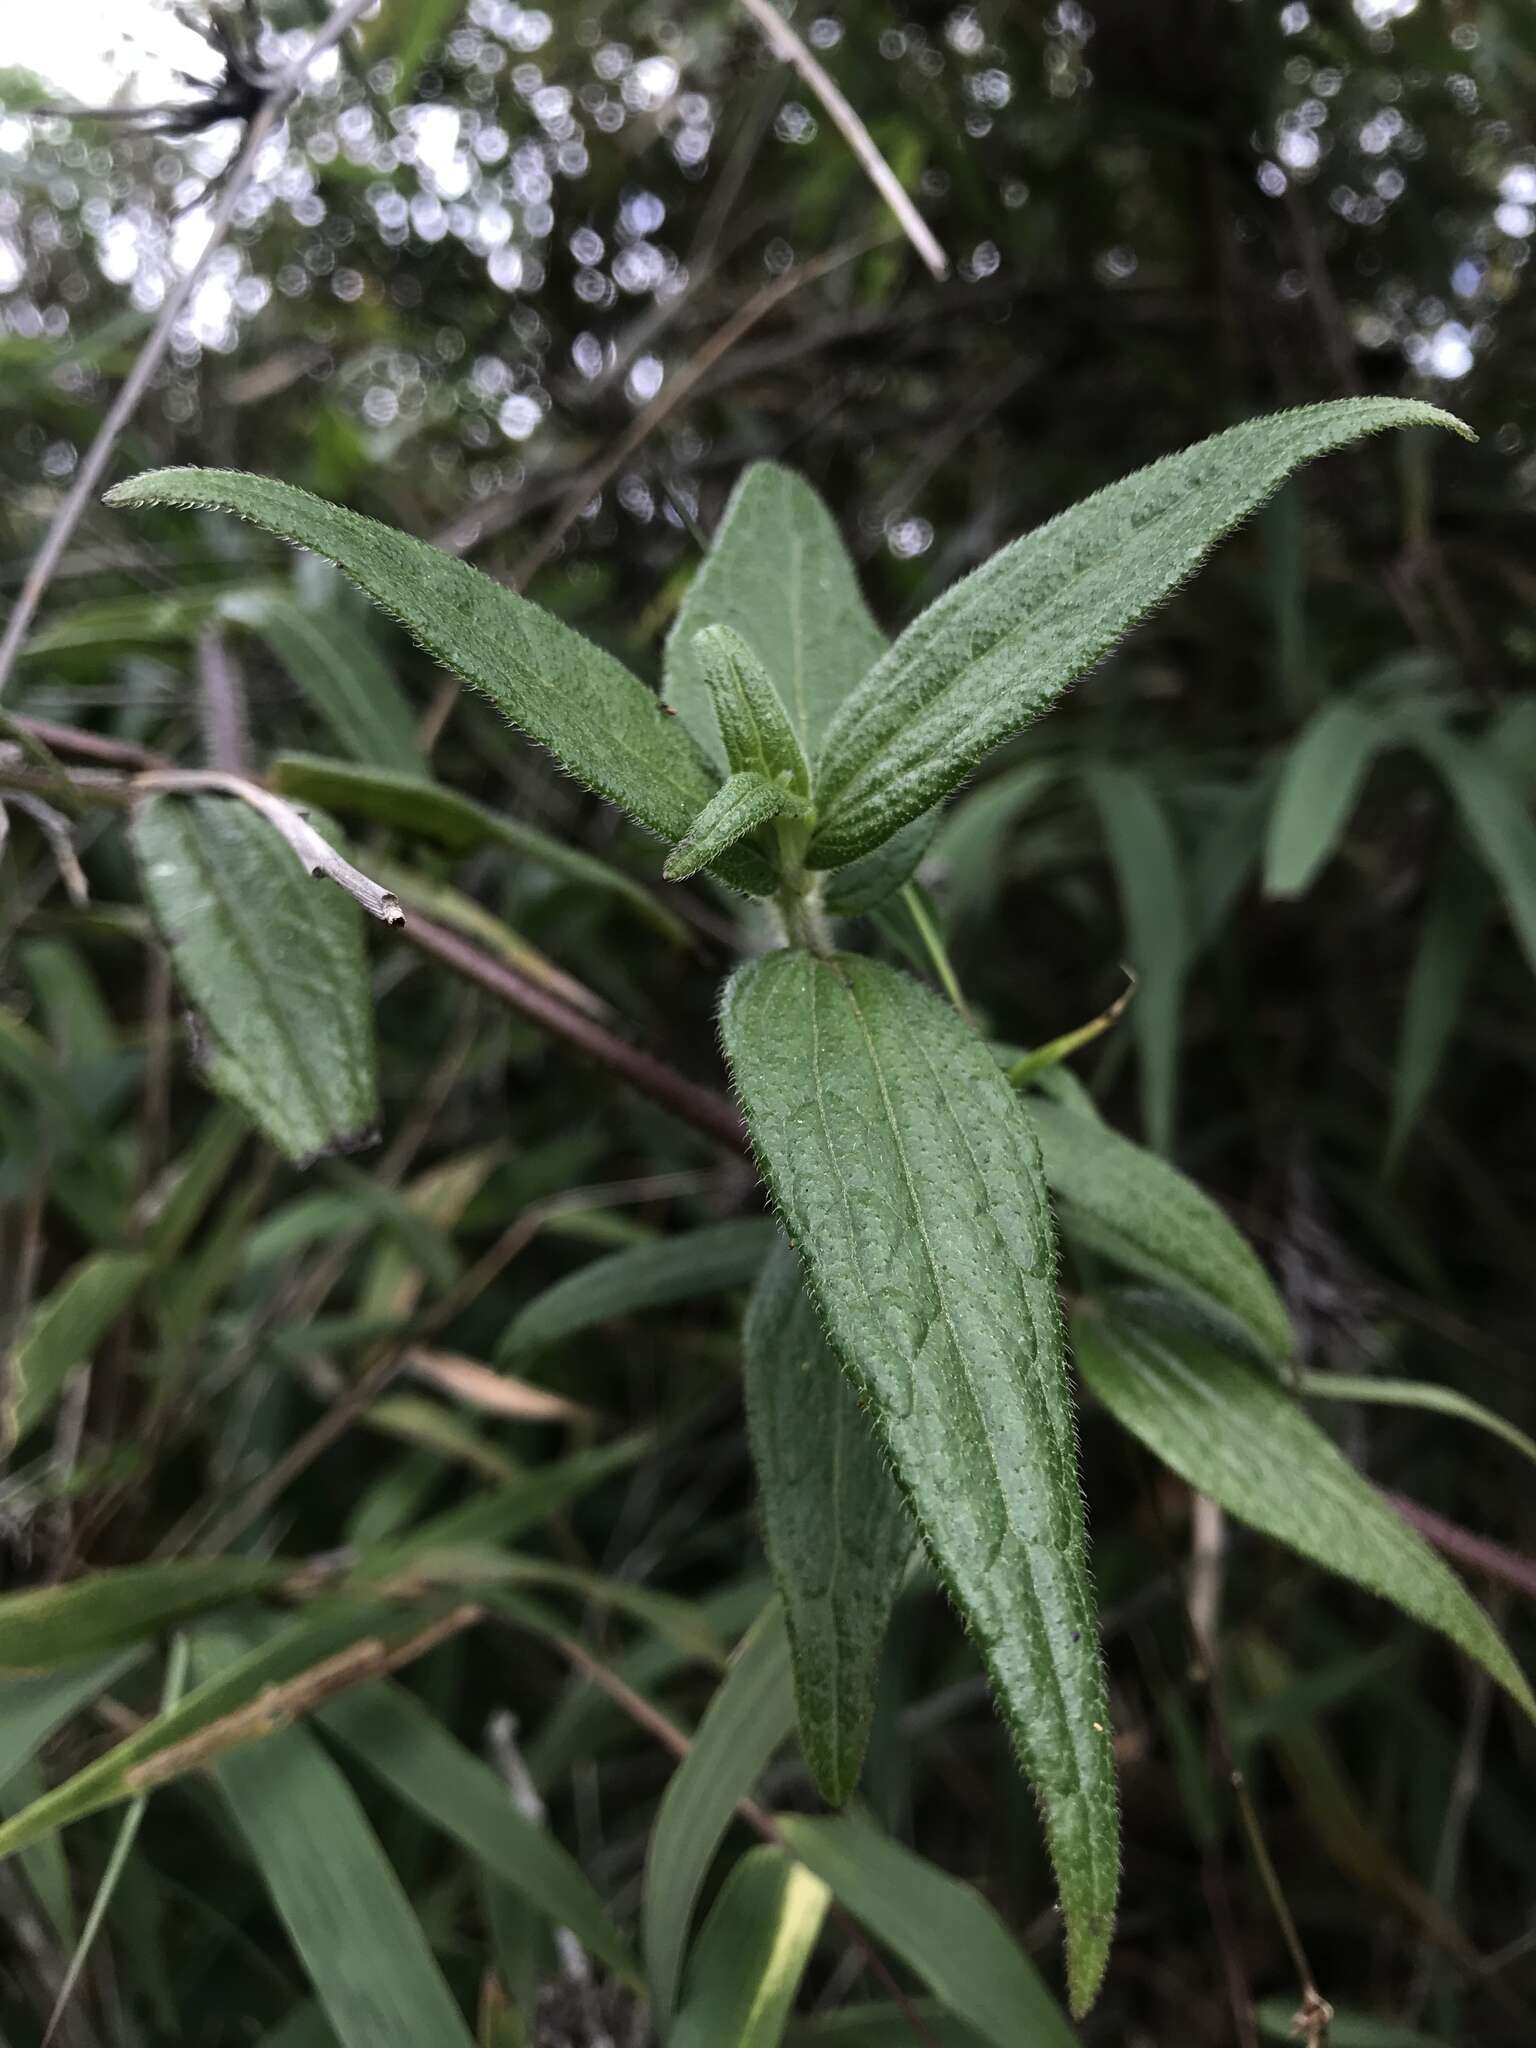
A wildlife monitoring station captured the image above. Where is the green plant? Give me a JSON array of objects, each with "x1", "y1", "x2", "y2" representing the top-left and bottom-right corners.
[{"x1": 6, "y1": 392, "x2": 1496, "y2": 2034}]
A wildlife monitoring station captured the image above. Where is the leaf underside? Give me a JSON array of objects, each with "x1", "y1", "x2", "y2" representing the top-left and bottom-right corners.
[
  {"x1": 721, "y1": 948, "x2": 1118, "y2": 2014},
  {"x1": 809, "y1": 400, "x2": 1471, "y2": 867}
]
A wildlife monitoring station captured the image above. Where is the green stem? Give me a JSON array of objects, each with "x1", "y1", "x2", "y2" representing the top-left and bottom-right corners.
[{"x1": 901, "y1": 883, "x2": 967, "y2": 1017}]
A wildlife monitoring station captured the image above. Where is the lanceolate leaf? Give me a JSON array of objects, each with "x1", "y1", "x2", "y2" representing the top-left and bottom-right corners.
[
  {"x1": 743, "y1": 1242, "x2": 916, "y2": 1806},
  {"x1": 496, "y1": 1220, "x2": 774, "y2": 1362},
  {"x1": 221, "y1": 590, "x2": 423, "y2": 777},
  {"x1": 809, "y1": 401, "x2": 1470, "y2": 868},
  {"x1": 1086, "y1": 765, "x2": 1189, "y2": 1155},
  {"x1": 721, "y1": 949, "x2": 1117, "y2": 2015},
  {"x1": 1385, "y1": 860, "x2": 1489, "y2": 1170},
  {"x1": 774, "y1": 1813, "x2": 1078, "y2": 2048},
  {"x1": 1263, "y1": 698, "x2": 1383, "y2": 899},
  {"x1": 132, "y1": 795, "x2": 379, "y2": 1166},
  {"x1": 1416, "y1": 725, "x2": 1536, "y2": 978},
  {"x1": 0, "y1": 1652, "x2": 143, "y2": 1797},
  {"x1": 669, "y1": 1846, "x2": 830, "y2": 2048},
  {"x1": 1072, "y1": 1307, "x2": 1535, "y2": 1719},
  {"x1": 6, "y1": 1249, "x2": 152, "y2": 1449},
  {"x1": 695, "y1": 624, "x2": 812, "y2": 795},
  {"x1": 106, "y1": 469, "x2": 769, "y2": 890},
  {"x1": 1026, "y1": 1095, "x2": 1293, "y2": 1368},
  {"x1": 316, "y1": 1679, "x2": 639, "y2": 1985},
  {"x1": 0, "y1": 1558, "x2": 287, "y2": 1676},
  {"x1": 197, "y1": 1632, "x2": 476, "y2": 2048},
  {"x1": 663, "y1": 771, "x2": 808, "y2": 885},
  {"x1": 642, "y1": 1602, "x2": 796, "y2": 2023},
  {"x1": 665, "y1": 463, "x2": 886, "y2": 771}
]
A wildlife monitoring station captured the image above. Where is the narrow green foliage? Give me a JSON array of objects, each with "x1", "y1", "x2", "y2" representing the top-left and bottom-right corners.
[
  {"x1": 317, "y1": 1680, "x2": 639, "y2": 1986},
  {"x1": 221, "y1": 590, "x2": 423, "y2": 776},
  {"x1": 0, "y1": 1653, "x2": 142, "y2": 1797},
  {"x1": 1417, "y1": 726, "x2": 1536, "y2": 978},
  {"x1": 1263, "y1": 699, "x2": 1382, "y2": 898},
  {"x1": 0, "y1": 1559, "x2": 288, "y2": 1676},
  {"x1": 642, "y1": 1602, "x2": 796, "y2": 2023},
  {"x1": 662, "y1": 770, "x2": 809, "y2": 885},
  {"x1": 1072, "y1": 1306, "x2": 1535, "y2": 1719},
  {"x1": 809, "y1": 401, "x2": 1470, "y2": 867},
  {"x1": 495, "y1": 1220, "x2": 774, "y2": 1361},
  {"x1": 1385, "y1": 861, "x2": 1489, "y2": 1169},
  {"x1": 1026, "y1": 1094, "x2": 1293, "y2": 1367},
  {"x1": 43, "y1": 1636, "x2": 190, "y2": 2041},
  {"x1": 774, "y1": 1813, "x2": 1079, "y2": 2048},
  {"x1": 270, "y1": 753, "x2": 691, "y2": 943},
  {"x1": 665, "y1": 463, "x2": 885, "y2": 770},
  {"x1": 0, "y1": 1601, "x2": 411, "y2": 1857},
  {"x1": 1086, "y1": 765, "x2": 1189, "y2": 1154},
  {"x1": 106, "y1": 468, "x2": 771, "y2": 890},
  {"x1": 198, "y1": 1633, "x2": 476, "y2": 2048},
  {"x1": 742, "y1": 1243, "x2": 915, "y2": 1806},
  {"x1": 695, "y1": 624, "x2": 812, "y2": 795},
  {"x1": 132, "y1": 795, "x2": 379, "y2": 1165},
  {"x1": 669, "y1": 1847, "x2": 830, "y2": 2048},
  {"x1": 1298, "y1": 1372, "x2": 1536, "y2": 1475},
  {"x1": 721, "y1": 950, "x2": 1118, "y2": 2015},
  {"x1": 5, "y1": 1249, "x2": 151, "y2": 1449}
]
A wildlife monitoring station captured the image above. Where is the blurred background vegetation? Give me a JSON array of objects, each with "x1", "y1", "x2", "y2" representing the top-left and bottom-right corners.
[{"x1": 2, "y1": 1, "x2": 1536, "y2": 2043}]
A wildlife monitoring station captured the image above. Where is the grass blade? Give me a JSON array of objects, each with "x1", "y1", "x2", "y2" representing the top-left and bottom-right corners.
[
  {"x1": 197, "y1": 1629, "x2": 476, "y2": 2048},
  {"x1": 642, "y1": 1600, "x2": 796, "y2": 2023},
  {"x1": 316, "y1": 1679, "x2": 640, "y2": 1986},
  {"x1": 496, "y1": 1221, "x2": 774, "y2": 1362},
  {"x1": 669, "y1": 1845, "x2": 829, "y2": 2048},
  {"x1": 774, "y1": 1813, "x2": 1078, "y2": 2048},
  {"x1": 1073, "y1": 1305, "x2": 1535, "y2": 1719}
]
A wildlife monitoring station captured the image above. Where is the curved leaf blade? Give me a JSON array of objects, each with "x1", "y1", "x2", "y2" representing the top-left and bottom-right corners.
[
  {"x1": 1086, "y1": 766, "x2": 1189, "y2": 1154},
  {"x1": 663, "y1": 771, "x2": 805, "y2": 885},
  {"x1": 496, "y1": 1220, "x2": 775, "y2": 1363},
  {"x1": 106, "y1": 469, "x2": 768, "y2": 885},
  {"x1": 6, "y1": 1249, "x2": 151, "y2": 1449},
  {"x1": 669, "y1": 1845, "x2": 829, "y2": 2048},
  {"x1": 222, "y1": 591, "x2": 422, "y2": 776},
  {"x1": 721, "y1": 949, "x2": 1117, "y2": 2015},
  {"x1": 809, "y1": 401, "x2": 1470, "y2": 867},
  {"x1": 317, "y1": 1679, "x2": 639, "y2": 1986},
  {"x1": 1026, "y1": 1095, "x2": 1293, "y2": 1368},
  {"x1": 197, "y1": 1631, "x2": 476, "y2": 2048},
  {"x1": 642, "y1": 1601, "x2": 796, "y2": 2023},
  {"x1": 743, "y1": 1242, "x2": 915, "y2": 1805},
  {"x1": 1073, "y1": 1307, "x2": 1535, "y2": 1719},
  {"x1": 774, "y1": 1813, "x2": 1079, "y2": 2048},
  {"x1": 1263, "y1": 699, "x2": 1382, "y2": 899},
  {"x1": 665, "y1": 463, "x2": 885, "y2": 771},
  {"x1": 0, "y1": 1559, "x2": 288, "y2": 1677}
]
